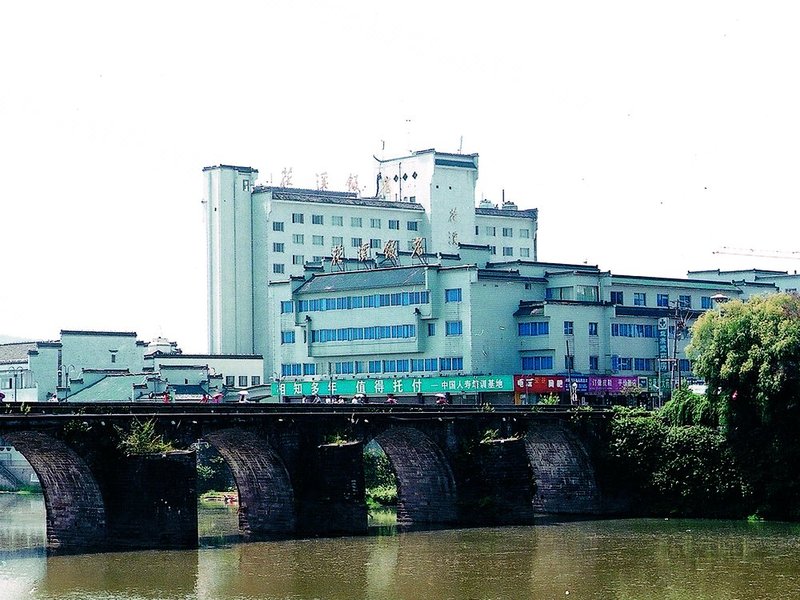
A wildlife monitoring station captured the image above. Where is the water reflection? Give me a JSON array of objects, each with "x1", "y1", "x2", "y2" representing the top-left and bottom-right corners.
[{"x1": 2, "y1": 494, "x2": 800, "y2": 599}]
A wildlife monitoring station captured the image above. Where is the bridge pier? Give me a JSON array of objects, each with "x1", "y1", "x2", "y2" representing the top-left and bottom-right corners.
[{"x1": 102, "y1": 451, "x2": 198, "y2": 550}]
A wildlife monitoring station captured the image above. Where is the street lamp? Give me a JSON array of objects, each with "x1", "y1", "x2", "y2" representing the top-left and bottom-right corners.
[
  {"x1": 58, "y1": 364, "x2": 77, "y2": 402},
  {"x1": 10, "y1": 367, "x2": 25, "y2": 403},
  {"x1": 272, "y1": 372, "x2": 281, "y2": 403}
]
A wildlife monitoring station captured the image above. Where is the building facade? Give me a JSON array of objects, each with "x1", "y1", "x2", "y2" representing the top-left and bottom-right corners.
[{"x1": 203, "y1": 149, "x2": 538, "y2": 373}]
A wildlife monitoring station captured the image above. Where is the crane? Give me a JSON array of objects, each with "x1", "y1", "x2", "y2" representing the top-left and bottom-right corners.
[{"x1": 713, "y1": 247, "x2": 800, "y2": 260}]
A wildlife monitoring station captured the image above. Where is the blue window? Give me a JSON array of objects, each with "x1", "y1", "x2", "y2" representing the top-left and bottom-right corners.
[
  {"x1": 281, "y1": 331, "x2": 295, "y2": 344},
  {"x1": 610, "y1": 291, "x2": 623, "y2": 305},
  {"x1": 281, "y1": 363, "x2": 301, "y2": 376},
  {"x1": 411, "y1": 359, "x2": 425, "y2": 371},
  {"x1": 396, "y1": 359, "x2": 409, "y2": 372},
  {"x1": 679, "y1": 359, "x2": 691, "y2": 372},
  {"x1": 521, "y1": 356, "x2": 554, "y2": 370},
  {"x1": 518, "y1": 322, "x2": 549, "y2": 336},
  {"x1": 611, "y1": 323, "x2": 656, "y2": 338},
  {"x1": 273, "y1": 221, "x2": 284, "y2": 232},
  {"x1": 439, "y1": 357, "x2": 452, "y2": 370},
  {"x1": 428, "y1": 323, "x2": 436, "y2": 336},
  {"x1": 657, "y1": 293, "x2": 669, "y2": 307},
  {"x1": 701, "y1": 296, "x2": 713, "y2": 309},
  {"x1": 589, "y1": 322, "x2": 598, "y2": 336},
  {"x1": 280, "y1": 301, "x2": 294, "y2": 314},
  {"x1": 634, "y1": 293, "x2": 647, "y2": 306},
  {"x1": 452, "y1": 357, "x2": 463, "y2": 370},
  {"x1": 335, "y1": 362, "x2": 354, "y2": 374},
  {"x1": 368, "y1": 360, "x2": 382, "y2": 373},
  {"x1": 389, "y1": 219, "x2": 400, "y2": 230},
  {"x1": 589, "y1": 356, "x2": 599, "y2": 370},
  {"x1": 424, "y1": 358, "x2": 438, "y2": 371},
  {"x1": 312, "y1": 214, "x2": 324, "y2": 225},
  {"x1": 407, "y1": 221, "x2": 419, "y2": 231},
  {"x1": 383, "y1": 360, "x2": 396, "y2": 373},
  {"x1": 679, "y1": 295, "x2": 692, "y2": 308},
  {"x1": 445, "y1": 321, "x2": 463, "y2": 336},
  {"x1": 445, "y1": 288, "x2": 462, "y2": 303},
  {"x1": 302, "y1": 363, "x2": 316, "y2": 376},
  {"x1": 564, "y1": 321, "x2": 574, "y2": 335}
]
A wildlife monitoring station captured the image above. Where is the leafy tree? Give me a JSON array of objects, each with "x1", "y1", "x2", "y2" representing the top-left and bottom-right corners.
[{"x1": 688, "y1": 292, "x2": 800, "y2": 519}]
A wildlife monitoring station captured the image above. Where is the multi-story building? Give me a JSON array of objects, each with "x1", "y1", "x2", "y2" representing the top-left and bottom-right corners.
[{"x1": 203, "y1": 149, "x2": 538, "y2": 373}]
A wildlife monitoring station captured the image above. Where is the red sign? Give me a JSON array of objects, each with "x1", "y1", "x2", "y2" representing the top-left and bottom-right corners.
[{"x1": 514, "y1": 375, "x2": 566, "y2": 394}]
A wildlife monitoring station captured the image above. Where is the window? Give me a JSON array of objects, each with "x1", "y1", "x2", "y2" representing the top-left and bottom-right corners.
[
  {"x1": 445, "y1": 320, "x2": 463, "y2": 336},
  {"x1": 368, "y1": 360, "x2": 382, "y2": 373},
  {"x1": 635, "y1": 358, "x2": 656, "y2": 371},
  {"x1": 521, "y1": 356, "x2": 554, "y2": 370},
  {"x1": 243, "y1": 179, "x2": 251, "y2": 191},
  {"x1": 610, "y1": 291, "x2": 623, "y2": 305},
  {"x1": 292, "y1": 213, "x2": 304, "y2": 224},
  {"x1": 407, "y1": 221, "x2": 419, "y2": 231},
  {"x1": 389, "y1": 219, "x2": 400, "y2": 230},
  {"x1": 281, "y1": 364, "x2": 301, "y2": 376},
  {"x1": 634, "y1": 292, "x2": 647, "y2": 306},
  {"x1": 502, "y1": 246, "x2": 513, "y2": 256},
  {"x1": 452, "y1": 357, "x2": 464, "y2": 370},
  {"x1": 518, "y1": 322, "x2": 549, "y2": 336},
  {"x1": 335, "y1": 362, "x2": 354, "y2": 374},
  {"x1": 273, "y1": 264, "x2": 285, "y2": 274},
  {"x1": 428, "y1": 323, "x2": 436, "y2": 336},
  {"x1": 520, "y1": 228, "x2": 530, "y2": 238},
  {"x1": 281, "y1": 331, "x2": 295, "y2": 344},
  {"x1": 273, "y1": 242, "x2": 285, "y2": 253},
  {"x1": 618, "y1": 358, "x2": 633, "y2": 371},
  {"x1": 370, "y1": 218, "x2": 381, "y2": 228},
  {"x1": 485, "y1": 226, "x2": 496, "y2": 236},
  {"x1": 611, "y1": 323, "x2": 657, "y2": 338},
  {"x1": 226, "y1": 376, "x2": 234, "y2": 386},
  {"x1": 351, "y1": 237, "x2": 362, "y2": 247},
  {"x1": 280, "y1": 300, "x2": 294, "y2": 313},
  {"x1": 411, "y1": 359, "x2": 425, "y2": 372},
  {"x1": 520, "y1": 248, "x2": 530, "y2": 258},
  {"x1": 312, "y1": 235, "x2": 324, "y2": 245},
  {"x1": 332, "y1": 216, "x2": 343, "y2": 226},
  {"x1": 351, "y1": 217, "x2": 362, "y2": 227},
  {"x1": 564, "y1": 355, "x2": 574, "y2": 370},
  {"x1": 312, "y1": 214, "x2": 324, "y2": 225},
  {"x1": 382, "y1": 360, "x2": 396, "y2": 373},
  {"x1": 564, "y1": 321, "x2": 574, "y2": 335},
  {"x1": 292, "y1": 234, "x2": 305, "y2": 244},
  {"x1": 589, "y1": 355, "x2": 599, "y2": 370},
  {"x1": 396, "y1": 359, "x2": 409, "y2": 372},
  {"x1": 238, "y1": 375, "x2": 248, "y2": 387},
  {"x1": 370, "y1": 238, "x2": 381, "y2": 248},
  {"x1": 110, "y1": 353, "x2": 116, "y2": 364},
  {"x1": 292, "y1": 254, "x2": 304, "y2": 265},
  {"x1": 251, "y1": 376, "x2": 261, "y2": 386},
  {"x1": 445, "y1": 288, "x2": 462, "y2": 302},
  {"x1": 657, "y1": 293, "x2": 669, "y2": 307},
  {"x1": 679, "y1": 295, "x2": 692, "y2": 308},
  {"x1": 589, "y1": 322, "x2": 598, "y2": 336},
  {"x1": 701, "y1": 296, "x2": 713, "y2": 309},
  {"x1": 303, "y1": 363, "x2": 317, "y2": 376},
  {"x1": 332, "y1": 236, "x2": 343, "y2": 246},
  {"x1": 273, "y1": 221, "x2": 284, "y2": 232},
  {"x1": 502, "y1": 227, "x2": 513, "y2": 237},
  {"x1": 489, "y1": 245, "x2": 497, "y2": 255},
  {"x1": 547, "y1": 287, "x2": 573, "y2": 301}
]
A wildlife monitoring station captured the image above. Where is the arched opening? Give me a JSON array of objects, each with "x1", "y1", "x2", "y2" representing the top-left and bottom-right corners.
[
  {"x1": 363, "y1": 440, "x2": 398, "y2": 532},
  {"x1": 202, "y1": 429, "x2": 296, "y2": 539},
  {"x1": 372, "y1": 427, "x2": 457, "y2": 527},
  {"x1": 524, "y1": 424, "x2": 601, "y2": 514},
  {"x1": 3, "y1": 431, "x2": 106, "y2": 552}
]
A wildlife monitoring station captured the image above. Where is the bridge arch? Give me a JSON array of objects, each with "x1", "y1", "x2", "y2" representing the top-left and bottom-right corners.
[
  {"x1": 3, "y1": 431, "x2": 106, "y2": 551},
  {"x1": 202, "y1": 428, "x2": 295, "y2": 537},
  {"x1": 373, "y1": 426, "x2": 457, "y2": 526},
  {"x1": 524, "y1": 423, "x2": 600, "y2": 514}
]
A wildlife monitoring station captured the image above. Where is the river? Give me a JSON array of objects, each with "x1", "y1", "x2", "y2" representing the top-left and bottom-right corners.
[{"x1": 1, "y1": 494, "x2": 799, "y2": 599}]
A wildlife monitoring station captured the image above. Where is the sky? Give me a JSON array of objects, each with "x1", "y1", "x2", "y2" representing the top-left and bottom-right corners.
[{"x1": 2, "y1": 1, "x2": 800, "y2": 352}]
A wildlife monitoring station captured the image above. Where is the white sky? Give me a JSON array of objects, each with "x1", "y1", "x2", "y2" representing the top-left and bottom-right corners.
[{"x1": 2, "y1": 1, "x2": 800, "y2": 352}]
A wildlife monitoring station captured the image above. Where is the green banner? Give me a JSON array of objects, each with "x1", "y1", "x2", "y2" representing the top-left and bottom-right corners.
[{"x1": 270, "y1": 375, "x2": 514, "y2": 399}]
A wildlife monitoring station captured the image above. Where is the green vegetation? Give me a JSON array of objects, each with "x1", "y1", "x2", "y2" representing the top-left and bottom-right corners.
[
  {"x1": 363, "y1": 444, "x2": 397, "y2": 507},
  {"x1": 194, "y1": 443, "x2": 235, "y2": 495},
  {"x1": 603, "y1": 292, "x2": 800, "y2": 520},
  {"x1": 115, "y1": 419, "x2": 175, "y2": 456}
]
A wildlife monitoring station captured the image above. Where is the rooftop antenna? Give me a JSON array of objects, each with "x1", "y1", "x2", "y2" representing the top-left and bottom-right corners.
[
  {"x1": 405, "y1": 118, "x2": 412, "y2": 153},
  {"x1": 458, "y1": 135, "x2": 463, "y2": 153}
]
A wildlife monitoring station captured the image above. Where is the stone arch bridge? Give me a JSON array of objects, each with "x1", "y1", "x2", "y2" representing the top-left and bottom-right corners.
[{"x1": 0, "y1": 403, "x2": 606, "y2": 553}]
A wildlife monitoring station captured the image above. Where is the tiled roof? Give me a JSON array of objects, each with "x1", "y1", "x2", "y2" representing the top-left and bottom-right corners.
[
  {"x1": 260, "y1": 187, "x2": 426, "y2": 211},
  {"x1": 66, "y1": 374, "x2": 149, "y2": 402},
  {"x1": 0, "y1": 342, "x2": 37, "y2": 365},
  {"x1": 295, "y1": 266, "x2": 428, "y2": 295},
  {"x1": 476, "y1": 207, "x2": 538, "y2": 218}
]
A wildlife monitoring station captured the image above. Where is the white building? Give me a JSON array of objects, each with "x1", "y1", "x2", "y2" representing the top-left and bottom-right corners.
[{"x1": 204, "y1": 148, "x2": 538, "y2": 379}]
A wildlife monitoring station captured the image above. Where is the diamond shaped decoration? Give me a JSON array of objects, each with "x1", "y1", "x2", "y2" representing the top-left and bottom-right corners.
[
  {"x1": 412, "y1": 172, "x2": 418, "y2": 179},
  {"x1": 393, "y1": 175, "x2": 399, "y2": 182}
]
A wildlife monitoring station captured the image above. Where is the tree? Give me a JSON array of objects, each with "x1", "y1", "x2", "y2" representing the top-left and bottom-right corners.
[{"x1": 687, "y1": 292, "x2": 800, "y2": 518}]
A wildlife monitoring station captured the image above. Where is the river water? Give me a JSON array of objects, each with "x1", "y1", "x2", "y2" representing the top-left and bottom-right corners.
[{"x1": 1, "y1": 494, "x2": 799, "y2": 599}]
